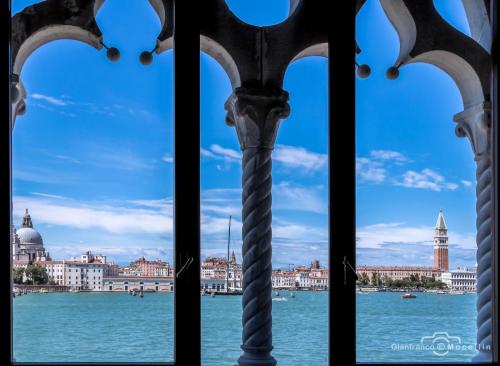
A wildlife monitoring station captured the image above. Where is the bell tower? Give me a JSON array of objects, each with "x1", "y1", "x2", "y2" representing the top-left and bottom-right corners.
[{"x1": 433, "y1": 209, "x2": 449, "y2": 272}]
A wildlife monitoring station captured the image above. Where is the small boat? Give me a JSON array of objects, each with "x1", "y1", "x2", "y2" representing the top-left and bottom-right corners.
[
  {"x1": 140, "y1": 291, "x2": 144, "y2": 298},
  {"x1": 401, "y1": 293, "x2": 416, "y2": 299},
  {"x1": 201, "y1": 290, "x2": 207, "y2": 296},
  {"x1": 40, "y1": 288, "x2": 49, "y2": 293},
  {"x1": 132, "y1": 290, "x2": 137, "y2": 296},
  {"x1": 272, "y1": 297, "x2": 287, "y2": 302},
  {"x1": 275, "y1": 291, "x2": 280, "y2": 297},
  {"x1": 211, "y1": 292, "x2": 216, "y2": 298},
  {"x1": 290, "y1": 292, "x2": 295, "y2": 298}
]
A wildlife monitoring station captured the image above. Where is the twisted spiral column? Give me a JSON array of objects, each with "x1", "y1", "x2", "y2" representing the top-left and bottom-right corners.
[
  {"x1": 455, "y1": 104, "x2": 493, "y2": 362},
  {"x1": 474, "y1": 155, "x2": 493, "y2": 361},
  {"x1": 239, "y1": 147, "x2": 275, "y2": 365},
  {"x1": 225, "y1": 86, "x2": 290, "y2": 366}
]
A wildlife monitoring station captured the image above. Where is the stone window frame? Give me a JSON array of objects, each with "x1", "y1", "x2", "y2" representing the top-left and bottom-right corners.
[{"x1": 1, "y1": 1, "x2": 499, "y2": 366}]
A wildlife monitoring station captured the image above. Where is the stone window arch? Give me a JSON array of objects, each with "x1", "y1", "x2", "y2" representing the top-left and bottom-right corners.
[{"x1": 3, "y1": 0, "x2": 498, "y2": 365}]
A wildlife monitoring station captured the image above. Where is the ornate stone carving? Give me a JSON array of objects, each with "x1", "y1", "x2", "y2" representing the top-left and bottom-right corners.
[
  {"x1": 225, "y1": 87, "x2": 290, "y2": 150},
  {"x1": 454, "y1": 103, "x2": 493, "y2": 362},
  {"x1": 11, "y1": 0, "x2": 108, "y2": 126},
  {"x1": 147, "y1": 0, "x2": 328, "y2": 89},
  {"x1": 225, "y1": 87, "x2": 289, "y2": 366},
  {"x1": 382, "y1": 2, "x2": 494, "y2": 361}
]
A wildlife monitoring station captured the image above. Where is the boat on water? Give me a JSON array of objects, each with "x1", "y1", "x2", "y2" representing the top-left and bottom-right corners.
[
  {"x1": 449, "y1": 290, "x2": 466, "y2": 295},
  {"x1": 401, "y1": 293, "x2": 417, "y2": 299},
  {"x1": 275, "y1": 291, "x2": 280, "y2": 297},
  {"x1": 358, "y1": 287, "x2": 379, "y2": 292},
  {"x1": 273, "y1": 297, "x2": 287, "y2": 302},
  {"x1": 69, "y1": 288, "x2": 80, "y2": 293},
  {"x1": 290, "y1": 292, "x2": 295, "y2": 298},
  {"x1": 40, "y1": 288, "x2": 49, "y2": 293},
  {"x1": 214, "y1": 290, "x2": 243, "y2": 296},
  {"x1": 140, "y1": 290, "x2": 144, "y2": 298}
]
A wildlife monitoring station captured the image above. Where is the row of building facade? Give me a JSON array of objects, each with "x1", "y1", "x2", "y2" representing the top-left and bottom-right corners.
[
  {"x1": 355, "y1": 210, "x2": 477, "y2": 292},
  {"x1": 11, "y1": 208, "x2": 476, "y2": 292}
]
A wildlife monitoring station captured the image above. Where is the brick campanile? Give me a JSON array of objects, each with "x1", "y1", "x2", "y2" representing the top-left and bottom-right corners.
[{"x1": 433, "y1": 209, "x2": 449, "y2": 272}]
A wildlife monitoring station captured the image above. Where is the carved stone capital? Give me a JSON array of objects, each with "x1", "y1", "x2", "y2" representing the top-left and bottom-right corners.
[
  {"x1": 11, "y1": 75, "x2": 27, "y2": 128},
  {"x1": 224, "y1": 87, "x2": 290, "y2": 150},
  {"x1": 454, "y1": 102, "x2": 491, "y2": 160}
]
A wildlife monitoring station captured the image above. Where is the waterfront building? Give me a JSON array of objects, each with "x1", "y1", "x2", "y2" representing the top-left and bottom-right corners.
[
  {"x1": 271, "y1": 270, "x2": 297, "y2": 289},
  {"x1": 200, "y1": 277, "x2": 227, "y2": 292},
  {"x1": 104, "y1": 276, "x2": 174, "y2": 292},
  {"x1": 12, "y1": 209, "x2": 51, "y2": 262},
  {"x1": 13, "y1": 250, "x2": 119, "y2": 291},
  {"x1": 200, "y1": 254, "x2": 243, "y2": 291},
  {"x1": 356, "y1": 210, "x2": 458, "y2": 284},
  {"x1": 13, "y1": 259, "x2": 105, "y2": 290},
  {"x1": 122, "y1": 256, "x2": 172, "y2": 277},
  {"x1": 309, "y1": 268, "x2": 329, "y2": 290},
  {"x1": 441, "y1": 267, "x2": 477, "y2": 292},
  {"x1": 356, "y1": 266, "x2": 442, "y2": 283},
  {"x1": 271, "y1": 261, "x2": 329, "y2": 290}
]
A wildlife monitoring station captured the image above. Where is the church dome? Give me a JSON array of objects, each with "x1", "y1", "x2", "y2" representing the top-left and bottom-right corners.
[
  {"x1": 16, "y1": 227, "x2": 43, "y2": 246},
  {"x1": 16, "y1": 209, "x2": 43, "y2": 246}
]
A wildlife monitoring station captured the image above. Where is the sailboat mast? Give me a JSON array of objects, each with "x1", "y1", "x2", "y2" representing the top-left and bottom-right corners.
[{"x1": 226, "y1": 215, "x2": 231, "y2": 293}]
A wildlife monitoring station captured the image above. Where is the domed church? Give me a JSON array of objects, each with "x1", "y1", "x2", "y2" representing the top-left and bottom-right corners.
[{"x1": 12, "y1": 209, "x2": 51, "y2": 262}]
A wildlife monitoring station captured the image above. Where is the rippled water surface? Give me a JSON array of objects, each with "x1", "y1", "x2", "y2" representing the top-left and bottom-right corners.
[{"x1": 14, "y1": 291, "x2": 476, "y2": 364}]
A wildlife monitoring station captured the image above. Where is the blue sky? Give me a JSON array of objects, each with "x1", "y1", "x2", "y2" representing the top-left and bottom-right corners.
[{"x1": 12, "y1": 0, "x2": 477, "y2": 269}]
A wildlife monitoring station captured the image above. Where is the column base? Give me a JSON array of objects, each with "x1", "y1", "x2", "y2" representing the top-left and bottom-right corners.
[
  {"x1": 472, "y1": 349, "x2": 492, "y2": 363},
  {"x1": 237, "y1": 351, "x2": 277, "y2": 366}
]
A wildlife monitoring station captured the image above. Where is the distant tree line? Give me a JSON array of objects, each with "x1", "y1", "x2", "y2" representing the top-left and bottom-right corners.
[
  {"x1": 13, "y1": 263, "x2": 54, "y2": 285},
  {"x1": 357, "y1": 272, "x2": 446, "y2": 289}
]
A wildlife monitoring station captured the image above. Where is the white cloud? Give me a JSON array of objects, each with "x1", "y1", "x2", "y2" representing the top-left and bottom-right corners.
[
  {"x1": 30, "y1": 93, "x2": 69, "y2": 106},
  {"x1": 55, "y1": 154, "x2": 81, "y2": 164},
  {"x1": 356, "y1": 222, "x2": 476, "y2": 250},
  {"x1": 13, "y1": 196, "x2": 173, "y2": 234},
  {"x1": 461, "y1": 179, "x2": 473, "y2": 188},
  {"x1": 210, "y1": 144, "x2": 241, "y2": 160},
  {"x1": 396, "y1": 169, "x2": 459, "y2": 191},
  {"x1": 200, "y1": 143, "x2": 327, "y2": 173},
  {"x1": 356, "y1": 150, "x2": 407, "y2": 183},
  {"x1": 370, "y1": 150, "x2": 407, "y2": 162},
  {"x1": 30, "y1": 192, "x2": 68, "y2": 200},
  {"x1": 273, "y1": 144, "x2": 327, "y2": 171},
  {"x1": 162, "y1": 154, "x2": 174, "y2": 163},
  {"x1": 88, "y1": 148, "x2": 154, "y2": 171},
  {"x1": 273, "y1": 182, "x2": 326, "y2": 214},
  {"x1": 200, "y1": 147, "x2": 216, "y2": 158},
  {"x1": 356, "y1": 157, "x2": 386, "y2": 183}
]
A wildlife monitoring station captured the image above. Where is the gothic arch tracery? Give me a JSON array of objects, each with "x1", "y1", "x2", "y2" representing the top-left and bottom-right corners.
[
  {"x1": 9, "y1": 0, "x2": 496, "y2": 364},
  {"x1": 10, "y1": 0, "x2": 114, "y2": 127},
  {"x1": 380, "y1": 0, "x2": 493, "y2": 362}
]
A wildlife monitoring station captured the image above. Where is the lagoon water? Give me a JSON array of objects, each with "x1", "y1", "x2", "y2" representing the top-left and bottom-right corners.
[{"x1": 13, "y1": 291, "x2": 476, "y2": 364}]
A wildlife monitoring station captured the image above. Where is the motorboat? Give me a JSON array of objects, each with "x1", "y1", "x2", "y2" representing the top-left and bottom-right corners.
[{"x1": 401, "y1": 293, "x2": 417, "y2": 299}]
